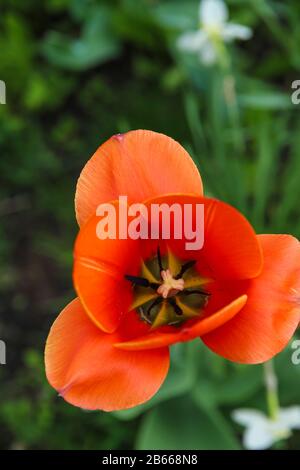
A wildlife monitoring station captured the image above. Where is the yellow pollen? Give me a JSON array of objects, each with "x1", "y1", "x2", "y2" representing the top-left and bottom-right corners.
[{"x1": 157, "y1": 269, "x2": 185, "y2": 299}]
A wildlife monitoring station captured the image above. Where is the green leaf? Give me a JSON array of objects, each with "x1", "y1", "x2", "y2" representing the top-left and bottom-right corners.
[
  {"x1": 274, "y1": 342, "x2": 300, "y2": 403},
  {"x1": 239, "y1": 91, "x2": 292, "y2": 110},
  {"x1": 136, "y1": 396, "x2": 240, "y2": 450},
  {"x1": 153, "y1": 1, "x2": 198, "y2": 30},
  {"x1": 272, "y1": 121, "x2": 300, "y2": 232},
  {"x1": 42, "y1": 6, "x2": 121, "y2": 70},
  {"x1": 251, "y1": 113, "x2": 276, "y2": 229},
  {"x1": 193, "y1": 364, "x2": 263, "y2": 407}
]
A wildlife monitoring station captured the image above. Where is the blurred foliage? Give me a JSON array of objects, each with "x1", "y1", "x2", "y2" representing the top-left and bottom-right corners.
[{"x1": 0, "y1": 0, "x2": 300, "y2": 450}]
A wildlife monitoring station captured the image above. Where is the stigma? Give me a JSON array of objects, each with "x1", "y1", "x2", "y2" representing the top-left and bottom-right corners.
[{"x1": 157, "y1": 269, "x2": 184, "y2": 299}]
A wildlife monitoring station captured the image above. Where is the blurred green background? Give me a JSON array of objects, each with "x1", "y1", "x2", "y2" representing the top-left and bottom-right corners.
[{"x1": 1, "y1": 0, "x2": 300, "y2": 450}]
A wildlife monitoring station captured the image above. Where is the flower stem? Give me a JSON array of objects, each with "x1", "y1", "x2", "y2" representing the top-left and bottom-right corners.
[{"x1": 263, "y1": 360, "x2": 280, "y2": 421}]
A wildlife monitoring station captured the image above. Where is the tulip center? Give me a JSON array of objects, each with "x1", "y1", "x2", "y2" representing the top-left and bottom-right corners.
[{"x1": 125, "y1": 247, "x2": 210, "y2": 329}]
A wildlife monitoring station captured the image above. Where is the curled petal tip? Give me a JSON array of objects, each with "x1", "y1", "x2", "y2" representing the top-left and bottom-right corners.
[{"x1": 113, "y1": 133, "x2": 125, "y2": 142}]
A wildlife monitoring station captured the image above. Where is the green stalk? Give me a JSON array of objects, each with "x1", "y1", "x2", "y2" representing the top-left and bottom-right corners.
[
  {"x1": 213, "y1": 38, "x2": 247, "y2": 211},
  {"x1": 263, "y1": 360, "x2": 280, "y2": 421}
]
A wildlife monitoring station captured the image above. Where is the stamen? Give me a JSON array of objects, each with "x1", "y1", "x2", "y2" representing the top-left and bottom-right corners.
[
  {"x1": 124, "y1": 274, "x2": 159, "y2": 290},
  {"x1": 125, "y1": 249, "x2": 211, "y2": 328},
  {"x1": 147, "y1": 297, "x2": 163, "y2": 317},
  {"x1": 157, "y1": 246, "x2": 164, "y2": 273},
  {"x1": 168, "y1": 297, "x2": 183, "y2": 316},
  {"x1": 175, "y1": 260, "x2": 197, "y2": 279},
  {"x1": 181, "y1": 289, "x2": 211, "y2": 297}
]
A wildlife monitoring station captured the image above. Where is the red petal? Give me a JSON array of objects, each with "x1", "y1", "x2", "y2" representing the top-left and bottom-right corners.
[
  {"x1": 75, "y1": 130, "x2": 203, "y2": 226},
  {"x1": 73, "y1": 201, "x2": 142, "y2": 333},
  {"x1": 114, "y1": 295, "x2": 247, "y2": 350},
  {"x1": 45, "y1": 298, "x2": 170, "y2": 411},
  {"x1": 202, "y1": 235, "x2": 300, "y2": 363},
  {"x1": 142, "y1": 195, "x2": 263, "y2": 280}
]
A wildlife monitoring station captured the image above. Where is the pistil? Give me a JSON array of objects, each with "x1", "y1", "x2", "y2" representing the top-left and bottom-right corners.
[{"x1": 157, "y1": 269, "x2": 185, "y2": 299}]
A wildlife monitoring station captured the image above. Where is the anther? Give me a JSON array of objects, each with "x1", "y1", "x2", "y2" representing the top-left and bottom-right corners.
[
  {"x1": 175, "y1": 260, "x2": 197, "y2": 279},
  {"x1": 168, "y1": 297, "x2": 183, "y2": 316},
  {"x1": 157, "y1": 246, "x2": 164, "y2": 273},
  {"x1": 124, "y1": 274, "x2": 159, "y2": 290}
]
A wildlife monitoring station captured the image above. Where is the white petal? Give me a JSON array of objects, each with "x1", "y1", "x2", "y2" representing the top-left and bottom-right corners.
[
  {"x1": 232, "y1": 409, "x2": 295, "y2": 449},
  {"x1": 279, "y1": 406, "x2": 300, "y2": 429},
  {"x1": 222, "y1": 23, "x2": 252, "y2": 41},
  {"x1": 268, "y1": 421, "x2": 291, "y2": 442},
  {"x1": 200, "y1": 0, "x2": 228, "y2": 28},
  {"x1": 244, "y1": 424, "x2": 275, "y2": 450},
  {"x1": 199, "y1": 40, "x2": 218, "y2": 65},
  {"x1": 232, "y1": 409, "x2": 267, "y2": 427},
  {"x1": 177, "y1": 30, "x2": 207, "y2": 52}
]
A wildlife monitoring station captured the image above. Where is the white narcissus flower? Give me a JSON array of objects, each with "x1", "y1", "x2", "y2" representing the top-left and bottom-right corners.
[
  {"x1": 177, "y1": 0, "x2": 252, "y2": 65},
  {"x1": 232, "y1": 407, "x2": 300, "y2": 450}
]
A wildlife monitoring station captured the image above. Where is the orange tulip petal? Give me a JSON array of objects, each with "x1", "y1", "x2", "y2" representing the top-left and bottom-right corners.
[
  {"x1": 73, "y1": 201, "x2": 142, "y2": 333},
  {"x1": 115, "y1": 295, "x2": 247, "y2": 350},
  {"x1": 202, "y1": 235, "x2": 300, "y2": 364},
  {"x1": 142, "y1": 194, "x2": 263, "y2": 280},
  {"x1": 75, "y1": 130, "x2": 203, "y2": 226},
  {"x1": 45, "y1": 298, "x2": 170, "y2": 411}
]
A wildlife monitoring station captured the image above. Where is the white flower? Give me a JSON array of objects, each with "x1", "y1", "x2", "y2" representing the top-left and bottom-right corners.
[
  {"x1": 232, "y1": 407, "x2": 300, "y2": 450},
  {"x1": 177, "y1": 0, "x2": 252, "y2": 65}
]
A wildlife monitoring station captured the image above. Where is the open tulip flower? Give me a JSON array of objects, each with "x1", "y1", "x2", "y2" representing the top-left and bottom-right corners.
[{"x1": 45, "y1": 130, "x2": 300, "y2": 411}]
